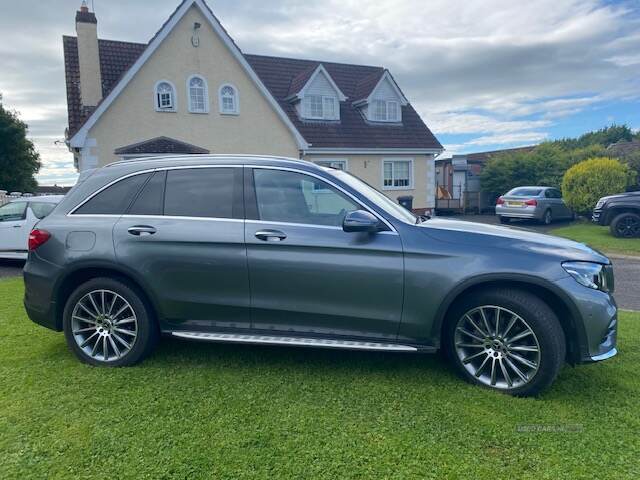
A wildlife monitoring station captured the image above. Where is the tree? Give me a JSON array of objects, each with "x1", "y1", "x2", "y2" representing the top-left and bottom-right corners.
[
  {"x1": 561, "y1": 157, "x2": 635, "y2": 214},
  {"x1": 0, "y1": 94, "x2": 41, "y2": 192},
  {"x1": 556, "y1": 124, "x2": 634, "y2": 150}
]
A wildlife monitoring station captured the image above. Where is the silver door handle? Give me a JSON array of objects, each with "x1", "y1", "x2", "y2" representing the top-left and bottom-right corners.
[
  {"x1": 127, "y1": 225, "x2": 157, "y2": 236},
  {"x1": 255, "y1": 230, "x2": 287, "y2": 242}
]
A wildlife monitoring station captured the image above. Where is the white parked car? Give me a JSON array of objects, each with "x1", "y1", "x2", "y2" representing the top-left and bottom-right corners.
[{"x1": 0, "y1": 196, "x2": 64, "y2": 260}]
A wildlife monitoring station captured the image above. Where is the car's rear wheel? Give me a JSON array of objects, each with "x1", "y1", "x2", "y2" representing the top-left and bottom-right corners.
[
  {"x1": 63, "y1": 277, "x2": 158, "y2": 366},
  {"x1": 542, "y1": 209, "x2": 553, "y2": 225},
  {"x1": 499, "y1": 216, "x2": 510, "y2": 224},
  {"x1": 444, "y1": 288, "x2": 565, "y2": 397},
  {"x1": 610, "y1": 212, "x2": 640, "y2": 238}
]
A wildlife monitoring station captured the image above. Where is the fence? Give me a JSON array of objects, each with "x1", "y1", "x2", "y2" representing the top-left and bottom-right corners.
[
  {"x1": 435, "y1": 184, "x2": 494, "y2": 214},
  {"x1": 0, "y1": 190, "x2": 36, "y2": 207}
]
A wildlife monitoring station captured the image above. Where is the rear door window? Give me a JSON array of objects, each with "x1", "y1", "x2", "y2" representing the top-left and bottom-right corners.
[
  {"x1": 164, "y1": 168, "x2": 240, "y2": 219},
  {"x1": 0, "y1": 202, "x2": 27, "y2": 222},
  {"x1": 128, "y1": 170, "x2": 166, "y2": 216},
  {"x1": 74, "y1": 173, "x2": 151, "y2": 215}
]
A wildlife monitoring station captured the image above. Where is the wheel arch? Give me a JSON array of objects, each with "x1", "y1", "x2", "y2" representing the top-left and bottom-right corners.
[
  {"x1": 53, "y1": 262, "x2": 161, "y2": 331},
  {"x1": 433, "y1": 274, "x2": 586, "y2": 364}
]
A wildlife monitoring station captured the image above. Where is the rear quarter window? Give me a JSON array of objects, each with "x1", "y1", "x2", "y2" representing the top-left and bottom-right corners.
[
  {"x1": 73, "y1": 173, "x2": 151, "y2": 215},
  {"x1": 30, "y1": 202, "x2": 57, "y2": 219}
]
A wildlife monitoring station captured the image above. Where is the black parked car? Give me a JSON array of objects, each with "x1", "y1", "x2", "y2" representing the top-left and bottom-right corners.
[{"x1": 592, "y1": 191, "x2": 640, "y2": 238}]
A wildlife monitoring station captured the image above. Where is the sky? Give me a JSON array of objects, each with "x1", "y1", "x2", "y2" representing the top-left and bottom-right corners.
[{"x1": 0, "y1": 0, "x2": 639, "y2": 186}]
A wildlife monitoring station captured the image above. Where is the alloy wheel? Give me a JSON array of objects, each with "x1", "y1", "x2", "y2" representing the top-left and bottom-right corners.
[
  {"x1": 616, "y1": 216, "x2": 640, "y2": 238},
  {"x1": 454, "y1": 305, "x2": 541, "y2": 390},
  {"x1": 71, "y1": 289, "x2": 138, "y2": 362},
  {"x1": 544, "y1": 210, "x2": 552, "y2": 225}
]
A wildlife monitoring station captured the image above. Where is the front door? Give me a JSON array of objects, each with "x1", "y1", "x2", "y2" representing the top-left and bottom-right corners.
[
  {"x1": 244, "y1": 167, "x2": 404, "y2": 340},
  {"x1": 0, "y1": 201, "x2": 28, "y2": 254},
  {"x1": 113, "y1": 167, "x2": 250, "y2": 330}
]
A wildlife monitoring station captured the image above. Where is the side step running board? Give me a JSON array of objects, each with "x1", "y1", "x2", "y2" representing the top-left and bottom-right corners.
[{"x1": 171, "y1": 331, "x2": 418, "y2": 352}]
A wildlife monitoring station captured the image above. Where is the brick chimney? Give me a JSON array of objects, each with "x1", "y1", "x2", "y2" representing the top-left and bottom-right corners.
[{"x1": 75, "y1": 1, "x2": 102, "y2": 107}]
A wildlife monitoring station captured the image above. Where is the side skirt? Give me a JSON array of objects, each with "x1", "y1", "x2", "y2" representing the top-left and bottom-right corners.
[{"x1": 170, "y1": 331, "x2": 430, "y2": 353}]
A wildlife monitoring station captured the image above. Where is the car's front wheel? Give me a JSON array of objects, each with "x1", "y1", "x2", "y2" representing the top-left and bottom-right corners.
[
  {"x1": 63, "y1": 277, "x2": 158, "y2": 366},
  {"x1": 610, "y1": 212, "x2": 640, "y2": 238},
  {"x1": 444, "y1": 288, "x2": 565, "y2": 397}
]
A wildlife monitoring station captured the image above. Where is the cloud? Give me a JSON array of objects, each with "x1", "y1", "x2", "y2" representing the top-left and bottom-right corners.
[{"x1": 0, "y1": 0, "x2": 638, "y2": 185}]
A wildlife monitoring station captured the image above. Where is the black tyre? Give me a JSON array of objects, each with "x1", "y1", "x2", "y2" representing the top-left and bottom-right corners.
[
  {"x1": 610, "y1": 212, "x2": 640, "y2": 238},
  {"x1": 541, "y1": 209, "x2": 553, "y2": 225},
  {"x1": 63, "y1": 277, "x2": 158, "y2": 366},
  {"x1": 499, "y1": 216, "x2": 510, "y2": 224},
  {"x1": 443, "y1": 288, "x2": 566, "y2": 397}
]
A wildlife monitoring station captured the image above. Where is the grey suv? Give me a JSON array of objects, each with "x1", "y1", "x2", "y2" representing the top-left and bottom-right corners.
[{"x1": 24, "y1": 156, "x2": 617, "y2": 396}]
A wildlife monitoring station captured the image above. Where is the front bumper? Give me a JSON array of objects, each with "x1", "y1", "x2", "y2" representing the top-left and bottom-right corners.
[
  {"x1": 553, "y1": 276, "x2": 618, "y2": 363},
  {"x1": 591, "y1": 208, "x2": 605, "y2": 225}
]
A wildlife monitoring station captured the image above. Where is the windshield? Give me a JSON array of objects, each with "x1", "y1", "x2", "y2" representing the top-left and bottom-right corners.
[
  {"x1": 506, "y1": 187, "x2": 543, "y2": 197},
  {"x1": 326, "y1": 168, "x2": 418, "y2": 224}
]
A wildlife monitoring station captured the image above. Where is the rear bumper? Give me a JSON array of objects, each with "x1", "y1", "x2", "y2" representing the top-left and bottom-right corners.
[
  {"x1": 495, "y1": 205, "x2": 541, "y2": 219},
  {"x1": 23, "y1": 253, "x2": 62, "y2": 332}
]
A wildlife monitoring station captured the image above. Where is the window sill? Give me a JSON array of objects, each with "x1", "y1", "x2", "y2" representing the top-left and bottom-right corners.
[
  {"x1": 189, "y1": 110, "x2": 209, "y2": 114},
  {"x1": 382, "y1": 186, "x2": 415, "y2": 191},
  {"x1": 155, "y1": 108, "x2": 177, "y2": 113},
  {"x1": 220, "y1": 111, "x2": 240, "y2": 116}
]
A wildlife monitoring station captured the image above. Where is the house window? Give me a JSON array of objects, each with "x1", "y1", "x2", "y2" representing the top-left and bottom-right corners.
[
  {"x1": 372, "y1": 100, "x2": 400, "y2": 122},
  {"x1": 188, "y1": 75, "x2": 208, "y2": 113},
  {"x1": 314, "y1": 159, "x2": 347, "y2": 192},
  {"x1": 155, "y1": 81, "x2": 176, "y2": 111},
  {"x1": 383, "y1": 159, "x2": 413, "y2": 189},
  {"x1": 304, "y1": 95, "x2": 338, "y2": 120},
  {"x1": 219, "y1": 84, "x2": 239, "y2": 114}
]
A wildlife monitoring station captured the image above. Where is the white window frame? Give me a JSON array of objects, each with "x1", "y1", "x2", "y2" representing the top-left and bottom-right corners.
[
  {"x1": 187, "y1": 75, "x2": 209, "y2": 113},
  {"x1": 303, "y1": 94, "x2": 339, "y2": 120},
  {"x1": 313, "y1": 158, "x2": 348, "y2": 192},
  {"x1": 371, "y1": 99, "x2": 400, "y2": 122},
  {"x1": 382, "y1": 158, "x2": 414, "y2": 190},
  {"x1": 154, "y1": 80, "x2": 177, "y2": 112},
  {"x1": 218, "y1": 84, "x2": 239, "y2": 115}
]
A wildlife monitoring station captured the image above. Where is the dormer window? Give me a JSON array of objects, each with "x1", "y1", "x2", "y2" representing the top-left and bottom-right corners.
[
  {"x1": 289, "y1": 64, "x2": 347, "y2": 122},
  {"x1": 304, "y1": 95, "x2": 338, "y2": 120},
  {"x1": 155, "y1": 81, "x2": 176, "y2": 112},
  {"x1": 372, "y1": 100, "x2": 400, "y2": 122}
]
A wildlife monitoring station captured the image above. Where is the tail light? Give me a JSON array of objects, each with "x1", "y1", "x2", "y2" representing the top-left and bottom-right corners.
[
  {"x1": 28, "y1": 229, "x2": 51, "y2": 251},
  {"x1": 496, "y1": 197, "x2": 505, "y2": 205},
  {"x1": 524, "y1": 199, "x2": 537, "y2": 206}
]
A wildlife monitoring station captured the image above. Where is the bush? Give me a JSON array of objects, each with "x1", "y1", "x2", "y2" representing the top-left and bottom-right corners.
[{"x1": 561, "y1": 157, "x2": 634, "y2": 214}]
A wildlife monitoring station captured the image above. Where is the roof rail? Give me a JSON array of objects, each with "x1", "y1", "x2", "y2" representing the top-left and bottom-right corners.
[{"x1": 104, "y1": 154, "x2": 308, "y2": 168}]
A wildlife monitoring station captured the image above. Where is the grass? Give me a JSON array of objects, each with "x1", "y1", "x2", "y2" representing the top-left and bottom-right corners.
[
  {"x1": 1, "y1": 278, "x2": 639, "y2": 479},
  {"x1": 551, "y1": 221, "x2": 640, "y2": 256}
]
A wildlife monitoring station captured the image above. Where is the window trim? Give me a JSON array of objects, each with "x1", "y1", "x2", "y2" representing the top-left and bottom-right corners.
[
  {"x1": 381, "y1": 158, "x2": 414, "y2": 191},
  {"x1": 154, "y1": 80, "x2": 177, "y2": 112},
  {"x1": 66, "y1": 164, "x2": 396, "y2": 233},
  {"x1": 186, "y1": 74, "x2": 209, "y2": 114},
  {"x1": 218, "y1": 83, "x2": 239, "y2": 115}
]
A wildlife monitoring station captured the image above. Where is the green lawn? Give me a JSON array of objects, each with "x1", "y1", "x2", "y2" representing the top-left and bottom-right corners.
[
  {"x1": 1, "y1": 278, "x2": 639, "y2": 479},
  {"x1": 551, "y1": 221, "x2": 640, "y2": 256}
]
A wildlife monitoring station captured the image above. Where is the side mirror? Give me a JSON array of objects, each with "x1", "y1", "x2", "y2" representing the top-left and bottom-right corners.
[{"x1": 343, "y1": 210, "x2": 381, "y2": 233}]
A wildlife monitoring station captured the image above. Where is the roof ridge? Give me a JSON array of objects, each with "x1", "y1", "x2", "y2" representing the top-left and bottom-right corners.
[{"x1": 244, "y1": 52, "x2": 384, "y2": 70}]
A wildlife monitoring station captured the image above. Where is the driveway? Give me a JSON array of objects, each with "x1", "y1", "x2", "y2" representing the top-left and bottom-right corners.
[{"x1": 0, "y1": 260, "x2": 23, "y2": 279}]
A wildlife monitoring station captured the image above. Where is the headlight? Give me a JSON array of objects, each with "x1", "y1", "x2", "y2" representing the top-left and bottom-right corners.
[
  {"x1": 595, "y1": 199, "x2": 605, "y2": 209},
  {"x1": 562, "y1": 261, "x2": 613, "y2": 292}
]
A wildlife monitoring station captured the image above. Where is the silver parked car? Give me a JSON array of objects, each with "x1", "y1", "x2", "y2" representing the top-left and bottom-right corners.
[{"x1": 496, "y1": 186, "x2": 573, "y2": 225}]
